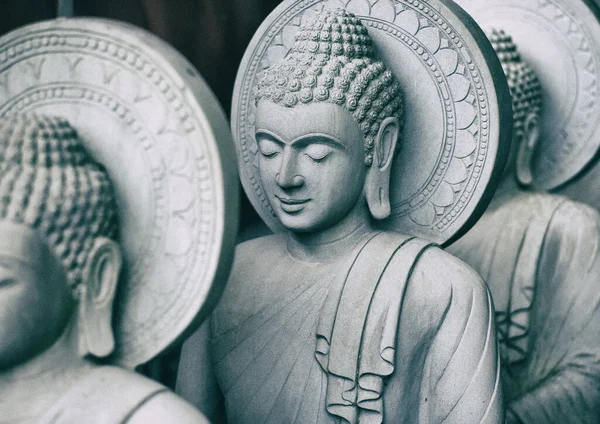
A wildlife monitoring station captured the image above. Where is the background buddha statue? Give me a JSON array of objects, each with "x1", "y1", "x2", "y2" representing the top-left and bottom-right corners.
[
  {"x1": 177, "y1": 9, "x2": 503, "y2": 423},
  {"x1": 0, "y1": 114, "x2": 207, "y2": 423},
  {"x1": 448, "y1": 30, "x2": 600, "y2": 423}
]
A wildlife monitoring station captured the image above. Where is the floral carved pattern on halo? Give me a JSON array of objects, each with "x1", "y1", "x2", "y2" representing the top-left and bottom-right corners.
[{"x1": 236, "y1": 0, "x2": 493, "y2": 243}]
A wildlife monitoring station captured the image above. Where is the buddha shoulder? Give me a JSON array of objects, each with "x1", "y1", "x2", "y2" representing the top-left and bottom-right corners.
[
  {"x1": 234, "y1": 233, "x2": 286, "y2": 264},
  {"x1": 228, "y1": 234, "x2": 288, "y2": 278},
  {"x1": 405, "y1": 243, "x2": 490, "y2": 318},
  {"x1": 509, "y1": 192, "x2": 600, "y2": 238},
  {"x1": 101, "y1": 367, "x2": 209, "y2": 424},
  {"x1": 48, "y1": 366, "x2": 208, "y2": 423},
  {"x1": 549, "y1": 196, "x2": 600, "y2": 235},
  {"x1": 126, "y1": 390, "x2": 209, "y2": 424},
  {"x1": 221, "y1": 233, "x2": 291, "y2": 297},
  {"x1": 541, "y1": 195, "x2": 600, "y2": 252}
]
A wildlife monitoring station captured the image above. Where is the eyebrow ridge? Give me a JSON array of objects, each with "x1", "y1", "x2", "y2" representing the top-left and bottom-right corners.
[
  {"x1": 255, "y1": 129, "x2": 285, "y2": 146},
  {"x1": 255, "y1": 129, "x2": 346, "y2": 150},
  {"x1": 290, "y1": 133, "x2": 346, "y2": 150}
]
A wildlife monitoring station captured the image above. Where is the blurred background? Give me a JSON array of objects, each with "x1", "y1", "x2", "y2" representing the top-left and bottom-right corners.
[
  {"x1": 0, "y1": 0, "x2": 286, "y2": 387},
  {"x1": 0, "y1": 0, "x2": 278, "y2": 245}
]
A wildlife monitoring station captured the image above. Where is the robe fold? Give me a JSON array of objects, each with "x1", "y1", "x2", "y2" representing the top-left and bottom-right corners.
[
  {"x1": 38, "y1": 366, "x2": 208, "y2": 424},
  {"x1": 208, "y1": 231, "x2": 503, "y2": 423},
  {"x1": 449, "y1": 193, "x2": 600, "y2": 423},
  {"x1": 40, "y1": 366, "x2": 166, "y2": 424}
]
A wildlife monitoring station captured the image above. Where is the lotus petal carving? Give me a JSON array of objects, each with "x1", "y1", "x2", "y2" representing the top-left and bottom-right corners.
[
  {"x1": 416, "y1": 26, "x2": 441, "y2": 53},
  {"x1": 430, "y1": 181, "x2": 455, "y2": 207},
  {"x1": 455, "y1": 101, "x2": 476, "y2": 130},
  {"x1": 454, "y1": 130, "x2": 477, "y2": 158},
  {"x1": 435, "y1": 48, "x2": 458, "y2": 76},
  {"x1": 345, "y1": 0, "x2": 371, "y2": 16},
  {"x1": 396, "y1": 9, "x2": 420, "y2": 35},
  {"x1": 409, "y1": 201, "x2": 436, "y2": 226},
  {"x1": 371, "y1": 0, "x2": 396, "y2": 20},
  {"x1": 445, "y1": 157, "x2": 468, "y2": 184},
  {"x1": 448, "y1": 73, "x2": 470, "y2": 102}
]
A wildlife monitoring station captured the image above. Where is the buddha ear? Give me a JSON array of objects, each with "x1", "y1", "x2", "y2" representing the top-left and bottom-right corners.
[
  {"x1": 516, "y1": 111, "x2": 539, "y2": 186},
  {"x1": 366, "y1": 117, "x2": 399, "y2": 220},
  {"x1": 77, "y1": 237, "x2": 122, "y2": 359}
]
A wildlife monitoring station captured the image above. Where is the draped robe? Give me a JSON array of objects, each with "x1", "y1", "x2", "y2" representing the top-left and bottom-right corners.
[
  {"x1": 203, "y1": 231, "x2": 503, "y2": 423},
  {"x1": 449, "y1": 193, "x2": 600, "y2": 423},
  {"x1": 37, "y1": 366, "x2": 207, "y2": 424}
]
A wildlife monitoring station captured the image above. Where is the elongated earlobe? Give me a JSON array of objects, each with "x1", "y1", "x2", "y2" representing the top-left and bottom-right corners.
[
  {"x1": 78, "y1": 237, "x2": 122, "y2": 359},
  {"x1": 516, "y1": 112, "x2": 539, "y2": 186},
  {"x1": 366, "y1": 117, "x2": 400, "y2": 220}
]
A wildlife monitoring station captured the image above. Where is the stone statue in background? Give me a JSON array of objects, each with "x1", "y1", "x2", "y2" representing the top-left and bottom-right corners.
[
  {"x1": 0, "y1": 114, "x2": 208, "y2": 423},
  {"x1": 449, "y1": 30, "x2": 600, "y2": 423},
  {"x1": 0, "y1": 16, "x2": 239, "y2": 422},
  {"x1": 453, "y1": 0, "x2": 600, "y2": 210},
  {"x1": 178, "y1": 9, "x2": 503, "y2": 423}
]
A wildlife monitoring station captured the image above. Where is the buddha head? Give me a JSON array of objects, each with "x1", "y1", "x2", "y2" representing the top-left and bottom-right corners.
[
  {"x1": 0, "y1": 114, "x2": 121, "y2": 370},
  {"x1": 489, "y1": 29, "x2": 542, "y2": 186},
  {"x1": 253, "y1": 8, "x2": 403, "y2": 233}
]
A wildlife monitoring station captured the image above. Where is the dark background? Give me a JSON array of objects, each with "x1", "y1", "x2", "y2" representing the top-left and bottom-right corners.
[
  {"x1": 0, "y1": 0, "x2": 280, "y2": 244},
  {"x1": 0, "y1": 0, "x2": 279, "y2": 111},
  {"x1": 0, "y1": 0, "x2": 283, "y2": 387}
]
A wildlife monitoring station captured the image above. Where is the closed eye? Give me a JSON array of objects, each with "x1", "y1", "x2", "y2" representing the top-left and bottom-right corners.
[
  {"x1": 261, "y1": 151, "x2": 280, "y2": 159},
  {"x1": 305, "y1": 151, "x2": 332, "y2": 162},
  {"x1": 304, "y1": 144, "x2": 334, "y2": 163},
  {"x1": 257, "y1": 138, "x2": 282, "y2": 159}
]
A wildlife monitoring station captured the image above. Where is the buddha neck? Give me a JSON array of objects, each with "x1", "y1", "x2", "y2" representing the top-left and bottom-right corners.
[
  {"x1": 286, "y1": 203, "x2": 375, "y2": 263},
  {"x1": 0, "y1": 318, "x2": 94, "y2": 421}
]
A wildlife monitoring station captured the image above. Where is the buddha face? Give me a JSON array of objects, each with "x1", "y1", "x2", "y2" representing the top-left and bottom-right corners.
[
  {"x1": 0, "y1": 221, "x2": 73, "y2": 370},
  {"x1": 255, "y1": 101, "x2": 368, "y2": 233}
]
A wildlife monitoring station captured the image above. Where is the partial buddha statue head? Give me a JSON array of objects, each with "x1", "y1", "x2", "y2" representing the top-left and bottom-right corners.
[
  {"x1": 489, "y1": 29, "x2": 542, "y2": 186},
  {"x1": 253, "y1": 8, "x2": 403, "y2": 233},
  {"x1": 0, "y1": 114, "x2": 121, "y2": 370}
]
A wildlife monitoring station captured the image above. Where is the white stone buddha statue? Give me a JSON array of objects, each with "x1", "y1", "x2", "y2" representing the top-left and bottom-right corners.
[
  {"x1": 449, "y1": 30, "x2": 600, "y2": 424},
  {"x1": 0, "y1": 114, "x2": 208, "y2": 423},
  {"x1": 177, "y1": 9, "x2": 503, "y2": 424}
]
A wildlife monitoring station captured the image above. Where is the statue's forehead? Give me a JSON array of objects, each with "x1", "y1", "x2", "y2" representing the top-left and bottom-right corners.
[
  {"x1": 255, "y1": 101, "x2": 361, "y2": 144},
  {"x1": 0, "y1": 221, "x2": 46, "y2": 266}
]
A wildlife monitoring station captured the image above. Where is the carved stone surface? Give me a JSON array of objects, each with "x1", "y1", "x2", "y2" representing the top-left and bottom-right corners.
[
  {"x1": 0, "y1": 114, "x2": 212, "y2": 423},
  {"x1": 0, "y1": 18, "x2": 238, "y2": 368},
  {"x1": 232, "y1": 0, "x2": 512, "y2": 245},
  {"x1": 453, "y1": 0, "x2": 600, "y2": 191},
  {"x1": 449, "y1": 31, "x2": 600, "y2": 423},
  {"x1": 178, "y1": 6, "x2": 506, "y2": 423}
]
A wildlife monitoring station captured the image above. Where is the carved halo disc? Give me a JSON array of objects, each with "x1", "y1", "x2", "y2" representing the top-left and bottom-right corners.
[
  {"x1": 454, "y1": 0, "x2": 600, "y2": 190},
  {"x1": 232, "y1": 0, "x2": 512, "y2": 245},
  {"x1": 0, "y1": 18, "x2": 239, "y2": 368}
]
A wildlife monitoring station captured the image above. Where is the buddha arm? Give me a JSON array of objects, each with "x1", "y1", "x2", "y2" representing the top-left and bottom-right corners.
[
  {"x1": 506, "y1": 201, "x2": 600, "y2": 423},
  {"x1": 177, "y1": 319, "x2": 227, "y2": 424},
  {"x1": 413, "y1": 249, "x2": 504, "y2": 423}
]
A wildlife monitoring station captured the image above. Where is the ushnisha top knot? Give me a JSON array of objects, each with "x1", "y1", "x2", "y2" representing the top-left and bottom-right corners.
[
  {"x1": 0, "y1": 114, "x2": 118, "y2": 290},
  {"x1": 255, "y1": 8, "x2": 404, "y2": 166},
  {"x1": 488, "y1": 28, "x2": 521, "y2": 64},
  {"x1": 293, "y1": 8, "x2": 374, "y2": 58},
  {"x1": 488, "y1": 29, "x2": 542, "y2": 133}
]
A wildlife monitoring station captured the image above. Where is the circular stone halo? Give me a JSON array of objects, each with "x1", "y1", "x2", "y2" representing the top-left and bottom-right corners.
[
  {"x1": 0, "y1": 18, "x2": 238, "y2": 368},
  {"x1": 454, "y1": 0, "x2": 600, "y2": 190},
  {"x1": 232, "y1": 0, "x2": 512, "y2": 245}
]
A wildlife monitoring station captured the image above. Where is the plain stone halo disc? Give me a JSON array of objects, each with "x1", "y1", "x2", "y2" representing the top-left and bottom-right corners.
[
  {"x1": 0, "y1": 18, "x2": 238, "y2": 368},
  {"x1": 232, "y1": 0, "x2": 512, "y2": 245},
  {"x1": 454, "y1": 0, "x2": 600, "y2": 190}
]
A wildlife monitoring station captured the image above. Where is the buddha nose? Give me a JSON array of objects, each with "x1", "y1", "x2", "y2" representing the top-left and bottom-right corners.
[{"x1": 276, "y1": 150, "x2": 305, "y2": 189}]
